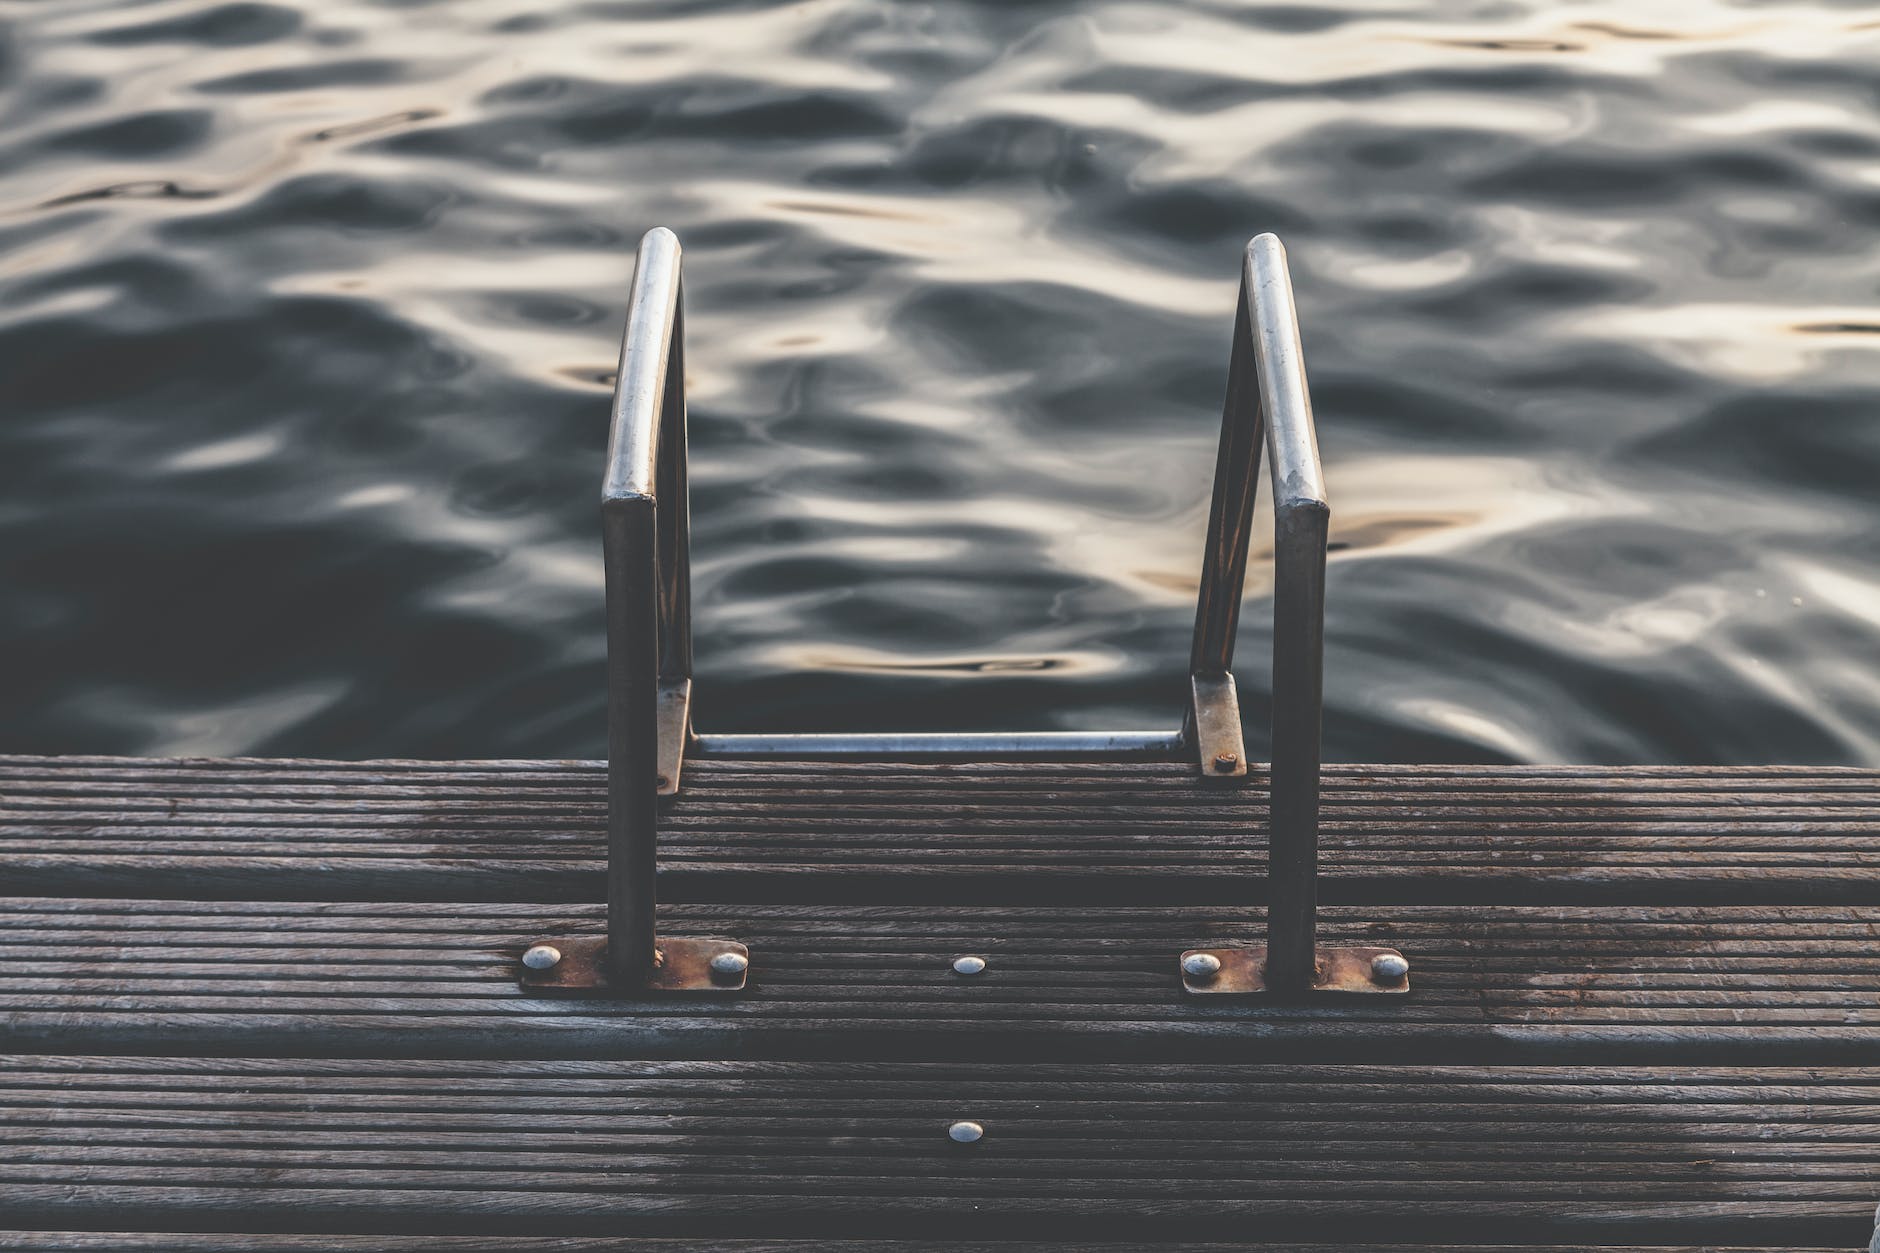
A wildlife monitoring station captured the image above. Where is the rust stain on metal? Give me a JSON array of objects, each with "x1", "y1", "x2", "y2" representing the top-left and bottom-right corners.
[
  {"x1": 518, "y1": 935, "x2": 748, "y2": 995},
  {"x1": 1179, "y1": 944, "x2": 1410, "y2": 997},
  {"x1": 656, "y1": 678, "x2": 692, "y2": 796},
  {"x1": 1189, "y1": 673, "x2": 1247, "y2": 780}
]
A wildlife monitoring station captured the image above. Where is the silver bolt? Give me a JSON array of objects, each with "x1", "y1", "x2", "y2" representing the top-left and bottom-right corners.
[
  {"x1": 710, "y1": 950, "x2": 749, "y2": 977},
  {"x1": 1370, "y1": 952, "x2": 1409, "y2": 982},
  {"x1": 948, "y1": 1120, "x2": 984, "y2": 1143},
  {"x1": 521, "y1": 944, "x2": 561, "y2": 971},
  {"x1": 952, "y1": 955, "x2": 987, "y2": 976},
  {"x1": 1182, "y1": 952, "x2": 1222, "y2": 979}
]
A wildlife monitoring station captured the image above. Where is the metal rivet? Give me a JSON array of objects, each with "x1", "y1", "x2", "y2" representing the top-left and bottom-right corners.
[
  {"x1": 952, "y1": 955, "x2": 987, "y2": 976},
  {"x1": 1212, "y1": 753, "x2": 1238, "y2": 773},
  {"x1": 709, "y1": 950, "x2": 749, "y2": 977},
  {"x1": 521, "y1": 945, "x2": 562, "y2": 971},
  {"x1": 1370, "y1": 952, "x2": 1409, "y2": 982},
  {"x1": 1182, "y1": 952, "x2": 1222, "y2": 979},
  {"x1": 948, "y1": 1120, "x2": 984, "y2": 1143},
  {"x1": 656, "y1": 775, "x2": 670, "y2": 789}
]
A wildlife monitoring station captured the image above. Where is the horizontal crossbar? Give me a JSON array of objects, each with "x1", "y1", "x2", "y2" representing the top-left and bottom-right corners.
[{"x1": 693, "y1": 731, "x2": 1185, "y2": 757}]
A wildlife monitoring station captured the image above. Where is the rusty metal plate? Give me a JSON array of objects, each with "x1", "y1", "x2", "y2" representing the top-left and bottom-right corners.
[
  {"x1": 1179, "y1": 944, "x2": 1409, "y2": 996},
  {"x1": 1189, "y1": 673, "x2": 1247, "y2": 779},
  {"x1": 656, "y1": 678, "x2": 691, "y2": 795},
  {"x1": 518, "y1": 935, "x2": 748, "y2": 995}
]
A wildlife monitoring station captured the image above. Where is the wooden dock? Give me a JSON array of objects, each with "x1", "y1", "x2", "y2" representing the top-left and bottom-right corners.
[
  {"x1": 5, "y1": 233, "x2": 1876, "y2": 1249},
  {"x1": 3, "y1": 752, "x2": 1879, "y2": 1249}
]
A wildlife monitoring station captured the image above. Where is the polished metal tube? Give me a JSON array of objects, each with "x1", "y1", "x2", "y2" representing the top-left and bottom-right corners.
[
  {"x1": 602, "y1": 497, "x2": 661, "y2": 982},
  {"x1": 696, "y1": 730, "x2": 1184, "y2": 758},
  {"x1": 603, "y1": 228, "x2": 681, "y2": 506},
  {"x1": 1187, "y1": 277, "x2": 1263, "y2": 679},
  {"x1": 601, "y1": 229, "x2": 686, "y2": 983},
  {"x1": 655, "y1": 295, "x2": 693, "y2": 683},
  {"x1": 1246, "y1": 234, "x2": 1326, "y2": 512},
  {"x1": 1244, "y1": 233, "x2": 1329, "y2": 994},
  {"x1": 1265, "y1": 500, "x2": 1328, "y2": 992}
]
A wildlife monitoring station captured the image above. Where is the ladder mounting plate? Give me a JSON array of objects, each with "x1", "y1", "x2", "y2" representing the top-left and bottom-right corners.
[
  {"x1": 1180, "y1": 945, "x2": 1410, "y2": 996},
  {"x1": 519, "y1": 935, "x2": 748, "y2": 995}
]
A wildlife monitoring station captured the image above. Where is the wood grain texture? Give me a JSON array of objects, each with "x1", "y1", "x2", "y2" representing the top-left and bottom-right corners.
[
  {"x1": 0, "y1": 1057, "x2": 1874, "y2": 1242},
  {"x1": 2, "y1": 755, "x2": 1877, "y2": 903},
  {"x1": 7, "y1": 757, "x2": 1878, "y2": 1247},
  {"x1": 8, "y1": 898, "x2": 1880, "y2": 1061}
]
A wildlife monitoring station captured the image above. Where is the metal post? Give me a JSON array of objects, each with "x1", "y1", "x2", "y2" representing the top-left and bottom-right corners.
[
  {"x1": 1252, "y1": 236, "x2": 1324, "y2": 996},
  {"x1": 1179, "y1": 235, "x2": 1407, "y2": 999},
  {"x1": 520, "y1": 228, "x2": 746, "y2": 996},
  {"x1": 652, "y1": 294, "x2": 695, "y2": 796},
  {"x1": 602, "y1": 494, "x2": 661, "y2": 983},
  {"x1": 1265, "y1": 495, "x2": 1328, "y2": 994}
]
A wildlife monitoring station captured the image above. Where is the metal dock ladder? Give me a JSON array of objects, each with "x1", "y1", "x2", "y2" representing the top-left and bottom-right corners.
[{"x1": 519, "y1": 228, "x2": 1410, "y2": 1001}]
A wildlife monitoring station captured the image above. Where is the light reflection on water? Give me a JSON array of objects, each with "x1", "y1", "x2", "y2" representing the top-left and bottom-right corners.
[{"x1": 0, "y1": 0, "x2": 1876, "y2": 764}]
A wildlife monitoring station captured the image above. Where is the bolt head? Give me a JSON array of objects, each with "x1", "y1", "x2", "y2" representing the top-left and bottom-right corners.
[
  {"x1": 709, "y1": 950, "x2": 750, "y2": 977},
  {"x1": 1212, "y1": 753, "x2": 1238, "y2": 773},
  {"x1": 521, "y1": 944, "x2": 562, "y2": 971},
  {"x1": 1181, "y1": 951, "x2": 1223, "y2": 979},
  {"x1": 1370, "y1": 952, "x2": 1409, "y2": 982},
  {"x1": 951, "y1": 955, "x2": 987, "y2": 976},
  {"x1": 948, "y1": 1120, "x2": 984, "y2": 1143}
]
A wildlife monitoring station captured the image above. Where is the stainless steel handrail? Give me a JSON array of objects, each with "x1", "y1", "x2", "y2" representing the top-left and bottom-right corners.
[
  {"x1": 1191, "y1": 235, "x2": 1328, "y2": 992},
  {"x1": 518, "y1": 228, "x2": 1397, "y2": 999},
  {"x1": 1173, "y1": 239, "x2": 1404, "y2": 997},
  {"x1": 598, "y1": 226, "x2": 688, "y2": 986},
  {"x1": 519, "y1": 228, "x2": 743, "y2": 995}
]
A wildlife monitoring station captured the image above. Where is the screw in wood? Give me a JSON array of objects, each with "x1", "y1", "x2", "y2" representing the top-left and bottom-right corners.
[
  {"x1": 951, "y1": 955, "x2": 987, "y2": 976},
  {"x1": 521, "y1": 945, "x2": 562, "y2": 971},
  {"x1": 948, "y1": 1121, "x2": 984, "y2": 1143}
]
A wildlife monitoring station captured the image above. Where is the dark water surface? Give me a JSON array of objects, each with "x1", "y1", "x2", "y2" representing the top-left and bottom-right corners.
[{"x1": 1, "y1": 0, "x2": 1876, "y2": 764}]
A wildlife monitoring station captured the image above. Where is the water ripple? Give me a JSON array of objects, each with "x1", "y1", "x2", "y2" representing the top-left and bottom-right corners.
[{"x1": 0, "y1": 0, "x2": 1875, "y2": 763}]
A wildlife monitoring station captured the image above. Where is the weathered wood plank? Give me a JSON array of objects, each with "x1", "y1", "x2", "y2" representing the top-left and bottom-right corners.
[
  {"x1": 0, "y1": 1243, "x2": 1851, "y2": 1253},
  {"x1": 0, "y1": 1058, "x2": 1872, "y2": 1243},
  {"x1": 7, "y1": 758, "x2": 1875, "y2": 1246},
  {"x1": 7, "y1": 899, "x2": 1880, "y2": 1061},
  {"x1": 3, "y1": 756, "x2": 1877, "y2": 902}
]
